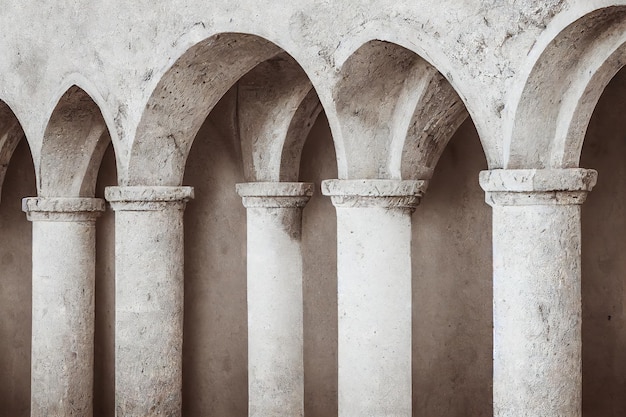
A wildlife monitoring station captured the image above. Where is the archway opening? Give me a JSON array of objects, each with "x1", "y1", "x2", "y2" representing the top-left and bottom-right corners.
[
  {"x1": 411, "y1": 117, "x2": 492, "y2": 417},
  {"x1": 0, "y1": 109, "x2": 35, "y2": 417},
  {"x1": 336, "y1": 39, "x2": 492, "y2": 416},
  {"x1": 38, "y1": 84, "x2": 119, "y2": 417},
  {"x1": 158, "y1": 35, "x2": 337, "y2": 416},
  {"x1": 93, "y1": 140, "x2": 118, "y2": 417},
  {"x1": 580, "y1": 65, "x2": 626, "y2": 416}
]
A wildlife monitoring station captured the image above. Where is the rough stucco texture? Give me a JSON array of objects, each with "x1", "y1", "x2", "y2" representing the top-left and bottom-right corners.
[
  {"x1": 580, "y1": 66, "x2": 626, "y2": 417},
  {"x1": 0, "y1": 94, "x2": 491, "y2": 416},
  {"x1": 0, "y1": 139, "x2": 35, "y2": 417},
  {"x1": 6, "y1": 67, "x2": 626, "y2": 416}
]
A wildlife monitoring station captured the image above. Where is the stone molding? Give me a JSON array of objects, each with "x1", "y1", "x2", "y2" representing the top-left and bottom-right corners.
[
  {"x1": 321, "y1": 179, "x2": 428, "y2": 210},
  {"x1": 479, "y1": 168, "x2": 598, "y2": 206},
  {"x1": 22, "y1": 197, "x2": 105, "y2": 222},
  {"x1": 105, "y1": 186, "x2": 194, "y2": 211},
  {"x1": 236, "y1": 182, "x2": 313, "y2": 208}
]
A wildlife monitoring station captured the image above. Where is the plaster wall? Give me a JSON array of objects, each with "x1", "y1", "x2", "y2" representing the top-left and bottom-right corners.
[
  {"x1": 0, "y1": 84, "x2": 491, "y2": 416},
  {"x1": 4, "y1": 62, "x2": 626, "y2": 417},
  {"x1": 0, "y1": 0, "x2": 615, "y2": 177},
  {"x1": 175, "y1": 90, "x2": 493, "y2": 417},
  {"x1": 580, "y1": 66, "x2": 626, "y2": 416},
  {"x1": 0, "y1": 139, "x2": 34, "y2": 417}
]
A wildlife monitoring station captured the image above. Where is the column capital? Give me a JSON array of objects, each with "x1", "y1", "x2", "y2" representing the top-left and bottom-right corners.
[
  {"x1": 321, "y1": 179, "x2": 428, "y2": 210},
  {"x1": 479, "y1": 168, "x2": 597, "y2": 206},
  {"x1": 105, "y1": 186, "x2": 194, "y2": 211},
  {"x1": 22, "y1": 197, "x2": 105, "y2": 221},
  {"x1": 236, "y1": 182, "x2": 313, "y2": 208}
]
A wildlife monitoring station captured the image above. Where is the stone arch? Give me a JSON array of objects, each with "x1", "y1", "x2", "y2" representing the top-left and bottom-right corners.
[
  {"x1": 0, "y1": 100, "x2": 30, "y2": 202},
  {"x1": 128, "y1": 32, "x2": 330, "y2": 186},
  {"x1": 237, "y1": 52, "x2": 323, "y2": 182},
  {"x1": 332, "y1": 40, "x2": 471, "y2": 180},
  {"x1": 38, "y1": 84, "x2": 115, "y2": 197},
  {"x1": 0, "y1": 96, "x2": 35, "y2": 416},
  {"x1": 506, "y1": 5, "x2": 626, "y2": 169}
]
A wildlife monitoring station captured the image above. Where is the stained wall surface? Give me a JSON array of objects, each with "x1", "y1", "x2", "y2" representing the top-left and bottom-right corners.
[
  {"x1": 0, "y1": 139, "x2": 35, "y2": 417},
  {"x1": 581, "y1": 67, "x2": 626, "y2": 417},
  {"x1": 0, "y1": 84, "x2": 482, "y2": 416},
  {"x1": 2, "y1": 3, "x2": 626, "y2": 414},
  {"x1": 4, "y1": 73, "x2": 626, "y2": 416},
  {"x1": 93, "y1": 90, "x2": 488, "y2": 415}
]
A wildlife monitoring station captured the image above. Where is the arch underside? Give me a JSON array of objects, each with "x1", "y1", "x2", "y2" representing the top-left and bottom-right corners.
[
  {"x1": 334, "y1": 40, "x2": 469, "y2": 181},
  {"x1": 128, "y1": 34, "x2": 284, "y2": 186},
  {"x1": 130, "y1": 33, "x2": 333, "y2": 186},
  {"x1": 0, "y1": 102, "x2": 27, "y2": 203},
  {"x1": 508, "y1": 6, "x2": 626, "y2": 169},
  {"x1": 39, "y1": 85, "x2": 111, "y2": 197},
  {"x1": 237, "y1": 53, "x2": 323, "y2": 182}
]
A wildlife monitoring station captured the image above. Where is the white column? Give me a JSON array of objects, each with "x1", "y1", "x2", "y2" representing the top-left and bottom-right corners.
[
  {"x1": 236, "y1": 182, "x2": 312, "y2": 417},
  {"x1": 105, "y1": 186, "x2": 193, "y2": 417},
  {"x1": 480, "y1": 168, "x2": 597, "y2": 417},
  {"x1": 321, "y1": 179, "x2": 426, "y2": 417},
  {"x1": 22, "y1": 197, "x2": 105, "y2": 417}
]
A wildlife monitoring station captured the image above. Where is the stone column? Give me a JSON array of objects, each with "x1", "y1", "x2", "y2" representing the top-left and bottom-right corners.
[
  {"x1": 235, "y1": 182, "x2": 313, "y2": 417},
  {"x1": 479, "y1": 168, "x2": 597, "y2": 417},
  {"x1": 321, "y1": 179, "x2": 426, "y2": 417},
  {"x1": 104, "y1": 186, "x2": 193, "y2": 417},
  {"x1": 22, "y1": 197, "x2": 105, "y2": 417}
]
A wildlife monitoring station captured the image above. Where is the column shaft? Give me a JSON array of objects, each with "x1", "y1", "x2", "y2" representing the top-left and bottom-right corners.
[
  {"x1": 322, "y1": 179, "x2": 426, "y2": 417},
  {"x1": 105, "y1": 186, "x2": 193, "y2": 417},
  {"x1": 236, "y1": 182, "x2": 312, "y2": 417},
  {"x1": 23, "y1": 197, "x2": 104, "y2": 417},
  {"x1": 480, "y1": 168, "x2": 597, "y2": 417}
]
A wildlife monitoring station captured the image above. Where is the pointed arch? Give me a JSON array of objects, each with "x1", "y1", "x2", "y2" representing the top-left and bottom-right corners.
[
  {"x1": 39, "y1": 84, "x2": 115, "y2": 197},
  {"x1": 332, "y1": 40, "x2": 471, "y2": 180},
  {"x1": 0, "y1": 100, "x2": 31, "y2": 202},
  {"x1": 128, "y1": 32, "x2": 321, "y2": 186},
  {"x1": 506, "y1": 5, "x2": 626, "y2": 168},
  {"x1": 237, "y1": 52, "x2": 323, "y2": 182}
]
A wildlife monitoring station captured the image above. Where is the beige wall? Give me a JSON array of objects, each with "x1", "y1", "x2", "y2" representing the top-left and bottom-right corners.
[
  {"x1": 412, "y1": 118, "x2": 491, "y2": 416},
  {"x1": 581, "y1": 66, "x2": 626, "y2": 416},
  {"x1": 4, "y1": 67, "x2": 626, "y2": 417},
  {"x1": 0, "y1": 139, "x2": 35, "y2": 417}
]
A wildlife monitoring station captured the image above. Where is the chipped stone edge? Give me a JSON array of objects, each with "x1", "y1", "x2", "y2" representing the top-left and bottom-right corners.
[
  {"x1": 105, "y1": 186, "x2": 194, "y2": 211},
  {"x1": 479, "y1": 169, "x2": 598, "y2": 206},
  {"x1": 236, "y1": 182, "x2": 313, "y2": 208},
  {"x1": 22, "y1": 197, "x2": 105, "y2": 221},
  {"x1": 321, "y1": 179, "x2": 428, "y2": 210}
]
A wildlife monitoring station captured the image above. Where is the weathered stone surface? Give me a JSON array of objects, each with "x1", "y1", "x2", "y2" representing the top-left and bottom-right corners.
[
  {"x1": 480, "y1": 168, "x2": 598, "y2": 205},
  {"x1": 236, "y1": 182, "x2": 313, "y2": 208},
  {"x1": 322, "y1": 179, "x2": 427, "y2": 210},
  {"x1": 105, "y1": 186, "x2": 193, "y2": 417},
  {"x1": 480, "y1": 168, "x2": 597, "y2": 417},
  {"x1": 38, "y1": 86, "x2": 109, "y2": 198},
  {"x1": 22, "y1": 197, "x2": 105, "y2": 221},
  {"x1": 322, "y1": 179, "x2": 422, "y2": 417},
  {"x1": 237, "y1": 55, "x2": 321, "y2": 182},
  {"x1": 22, "y1": 197, "x2": 105, "y2": 417},
  {"x1": 2, "y1": 2, "x2": 626, "y2": 416},
  {"x1": 0, "y1": 102, "x2": 26, "y2": 203},
  {"x1": 237, "y1": 182, "x2": 313, "y2": 417}
]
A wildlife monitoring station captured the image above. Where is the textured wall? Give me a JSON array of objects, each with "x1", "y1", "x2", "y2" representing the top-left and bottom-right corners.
[
  {"x1": 4, "y1": 51, "x2": 626, "y2": 417},
  {"x1": 413, "y1": 119, "x2": 492, "y2": 416},
  {"x1": 581, "y1": 66, "x2": 626, "y2": 417},
  {"x1": 0, "y1": 139, "x2": 35, "y2": 417},
  {"x1": 0, "y1": 0, "x2": 606, "y2": 178},
  {"x1": 96, "y1": 91, "x2": 489, "y2": 416},
  {"x1": 0, "y1": 90, "x2": 498, "y2": 416}
]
